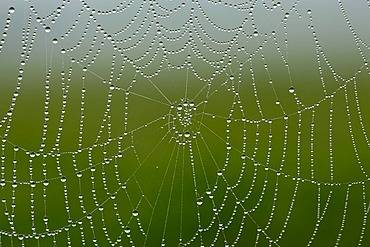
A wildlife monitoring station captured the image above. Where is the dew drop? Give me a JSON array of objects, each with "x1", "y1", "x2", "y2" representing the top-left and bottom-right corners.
[
  {"x1": 30, "y1": 181, "x2": 36, "y2": 188},
  {"x1": 45, "y1": 27, "x2": 51, "y2": 33},
  {"x1": 52, "y1": 38, "x2": 58, "y2": 44},
  {"x1": 8, "y1": 7, "x2": 15, "y2": 14},
  {"x1": 132, "y1": 209, "x2": 138, "y2": 217},
  {"x1": 289, "y1": 87, "x2": 295, "y2": 93}
]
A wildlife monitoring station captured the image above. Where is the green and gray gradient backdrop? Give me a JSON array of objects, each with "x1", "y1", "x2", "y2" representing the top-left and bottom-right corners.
[{"x1": 1, "y1": 0, "x2": 370, "y2": 246}]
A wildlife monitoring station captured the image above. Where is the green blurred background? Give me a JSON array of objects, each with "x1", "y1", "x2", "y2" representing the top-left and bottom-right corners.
[{"x1": 0, "y1": 0, "x2": 370, "y2": 246}]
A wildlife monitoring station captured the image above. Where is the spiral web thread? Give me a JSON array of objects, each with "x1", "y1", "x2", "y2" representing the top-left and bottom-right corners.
[{"x1": 0, "y1": 0, "x2": 370, "y2": 246}]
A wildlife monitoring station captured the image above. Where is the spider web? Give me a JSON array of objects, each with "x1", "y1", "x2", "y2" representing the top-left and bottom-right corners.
[{"x1": 0, "y1": 0, "x2": 370, "y2": 246}]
